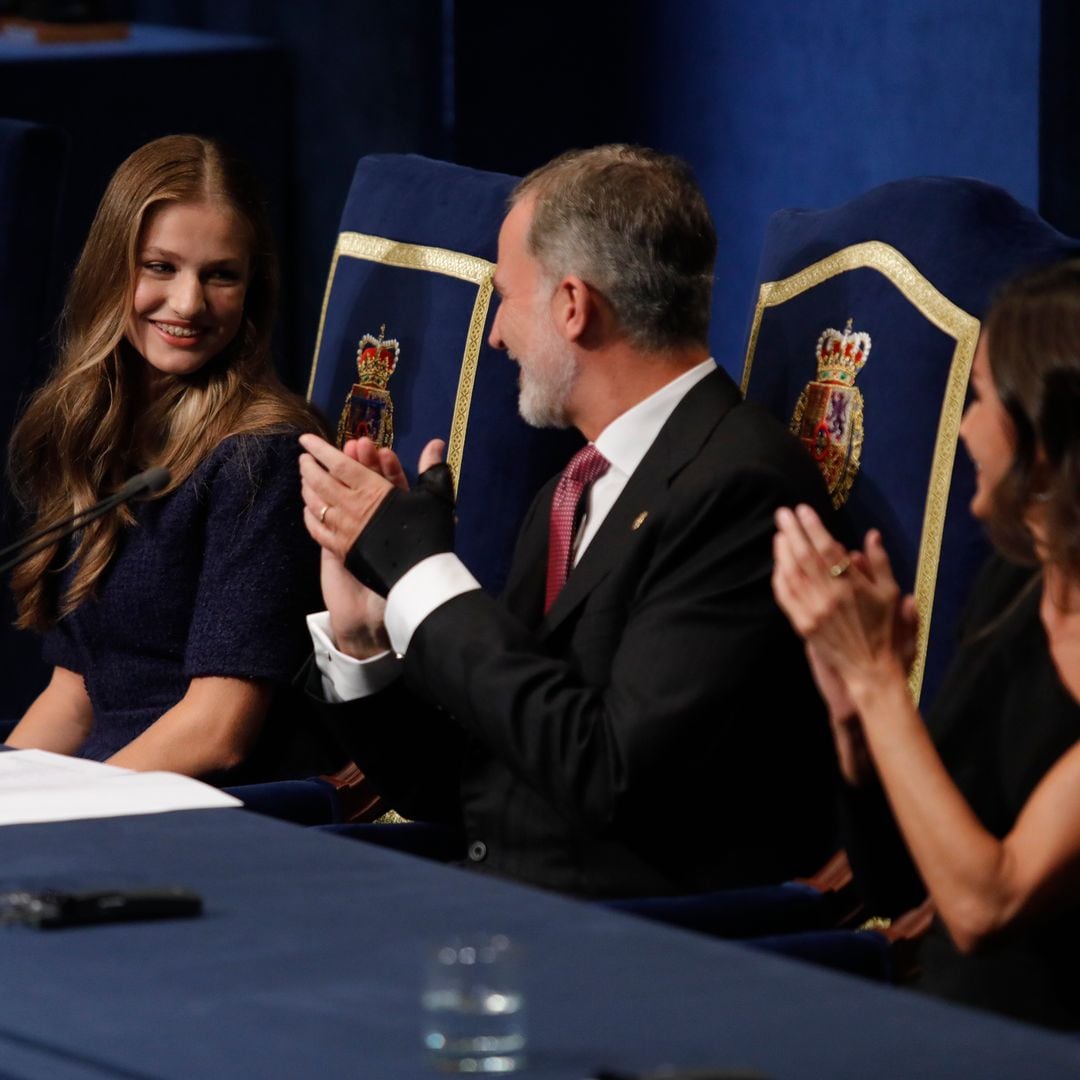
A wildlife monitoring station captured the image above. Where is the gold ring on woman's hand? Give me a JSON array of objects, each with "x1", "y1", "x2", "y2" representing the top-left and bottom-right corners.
[
  {"x1": 828, "y1": 557, "x2": 851, "y2": 578},
  {"x1": 319, "y1": 505, "x2": 330, "y2": 525}
]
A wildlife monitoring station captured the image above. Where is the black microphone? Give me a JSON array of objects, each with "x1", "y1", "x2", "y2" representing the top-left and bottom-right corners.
[
  {"x1": 115, "y1": 467, "x2": 171, "y2": 500},
  {"x1": 0, "y1": 467, "x2": 172, "y2": 575}
]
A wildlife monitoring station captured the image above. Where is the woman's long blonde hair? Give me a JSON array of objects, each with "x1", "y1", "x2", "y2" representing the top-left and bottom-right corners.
[{"x1": 9, "y1": 134, "x2": 317, "y2": 631}]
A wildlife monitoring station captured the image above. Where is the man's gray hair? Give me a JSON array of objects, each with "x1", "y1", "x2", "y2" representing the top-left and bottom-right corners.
[{"x1": 511, "y1": 145, "x2": 716, "y2": 351}]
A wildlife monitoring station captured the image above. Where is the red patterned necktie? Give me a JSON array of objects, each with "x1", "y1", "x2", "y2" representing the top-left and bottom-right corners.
[{"x1": 544, "y1": 444, "x2": 610, "y2": 612}]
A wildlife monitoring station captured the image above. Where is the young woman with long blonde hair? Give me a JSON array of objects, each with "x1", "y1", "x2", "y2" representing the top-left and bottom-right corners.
[{"x1": 7, "y1": 134, "x2": 327, "y2": 781}]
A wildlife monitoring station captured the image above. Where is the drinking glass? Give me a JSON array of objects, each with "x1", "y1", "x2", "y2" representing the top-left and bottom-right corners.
[{"x1": 422, "y1": 933, "x2": 526, "y2": 1073}]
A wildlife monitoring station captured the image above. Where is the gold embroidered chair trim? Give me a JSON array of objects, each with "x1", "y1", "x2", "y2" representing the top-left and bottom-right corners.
[
  {"x1": 308, "y1": 232, "x2": 496, "y2": 495},
  {"x1": 740, "y1": 240, "x2": 980, "y2": 704}
]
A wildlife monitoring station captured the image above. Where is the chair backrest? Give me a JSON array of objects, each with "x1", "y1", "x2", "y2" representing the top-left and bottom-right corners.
[
  {"x1": 307, "y1": 154, "x2": 580, "y2": 593},
  {"x1": 740, "y1": 177, "x2": 1080, "y2": 708},
  {"x1": 0, "y1": 117, "x2": 67, "y2": 716}
]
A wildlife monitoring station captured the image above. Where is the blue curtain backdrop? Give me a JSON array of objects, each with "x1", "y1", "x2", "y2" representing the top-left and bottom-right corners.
[
  {"x1": 453, "y1": 0, "x2": 1045, "y2": 378},
  {"x1": 629, "y1": 0, "x2": 1041, "y2": 374},
  {"x1": 4, "y1": 1, "x2": 1075, "y2": 389}
]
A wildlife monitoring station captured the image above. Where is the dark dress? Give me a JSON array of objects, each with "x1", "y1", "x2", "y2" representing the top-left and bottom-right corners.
[
  {"x1": 42, "y1": 432, "x2": 335, "y2": 782},
  {"x1": 846, "y1": 555, "x2": 1080, "y2": 1028}
]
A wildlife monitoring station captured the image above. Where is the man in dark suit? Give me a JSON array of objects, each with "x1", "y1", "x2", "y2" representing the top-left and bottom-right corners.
[{"x1": 299, "y1": 145, "x2": 837, "y2": 898}]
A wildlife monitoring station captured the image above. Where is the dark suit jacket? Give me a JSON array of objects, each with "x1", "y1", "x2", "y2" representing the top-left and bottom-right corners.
[{"x1": 322, "y1": 369, "x2": 838, "y2": 898}]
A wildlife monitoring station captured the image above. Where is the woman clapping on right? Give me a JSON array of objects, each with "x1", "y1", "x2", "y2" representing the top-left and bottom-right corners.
[{"x1": 773, "y1": 260, "x2": 1080, "y2": 1028}]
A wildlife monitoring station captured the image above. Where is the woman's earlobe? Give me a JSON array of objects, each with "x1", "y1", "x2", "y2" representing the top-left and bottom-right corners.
[{"x1": 1030, "y1": 444, "x2": 1053, "y2": 501}]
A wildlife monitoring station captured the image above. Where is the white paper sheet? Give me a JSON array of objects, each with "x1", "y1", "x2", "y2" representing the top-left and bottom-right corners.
[{"x1": 0, "y1": 749, "x2": 241, "y2": 825}]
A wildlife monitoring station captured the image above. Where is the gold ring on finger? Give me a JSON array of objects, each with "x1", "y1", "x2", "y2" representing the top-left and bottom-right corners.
[
  {"x1": 319, "y1": 505, "x2": 330, "y2": 525},
  {"x1": 828, "y1": 556, "x2": 851, "y2": 578}
]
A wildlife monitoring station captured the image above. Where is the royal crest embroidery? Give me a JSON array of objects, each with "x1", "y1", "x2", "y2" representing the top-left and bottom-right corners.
[
  {"x1": 789, "y1": 318, "x2": 870, "y2": 509},
  {"x1": 337, "y1": 324, "x2": 399, "y2": 449}
]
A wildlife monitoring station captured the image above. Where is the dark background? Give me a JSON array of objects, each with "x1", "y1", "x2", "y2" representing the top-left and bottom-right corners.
[{"x1": 2, "y1": 0, "x2": 1076, "y2": 392}]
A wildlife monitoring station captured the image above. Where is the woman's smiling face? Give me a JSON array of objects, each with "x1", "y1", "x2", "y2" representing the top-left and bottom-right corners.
[{"x1": 126, "y1": 200, "x2": 250, "y2": 379}]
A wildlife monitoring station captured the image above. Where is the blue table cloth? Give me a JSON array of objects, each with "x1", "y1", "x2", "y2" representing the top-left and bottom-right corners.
[{"x1": 0, "y1": 807, "x2": 1077, "y2": 1078}]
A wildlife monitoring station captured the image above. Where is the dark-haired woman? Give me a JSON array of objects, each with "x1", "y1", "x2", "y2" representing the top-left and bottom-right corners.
[
  {"x1": 6, "y1": 135, "x2": 326, "y2": 781},
  {"x1": 773, "y1": 259, "x2": 1080, "y2": 1028}
]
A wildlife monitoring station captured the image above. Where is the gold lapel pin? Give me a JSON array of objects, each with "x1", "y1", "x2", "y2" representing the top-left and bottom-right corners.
[{"x1": 631, "y1": 511, "x2": 648, "y2": 531}]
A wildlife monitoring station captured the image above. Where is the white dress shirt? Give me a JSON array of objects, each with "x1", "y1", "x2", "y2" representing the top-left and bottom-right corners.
[{"x1": 309, "y1": 357, "x2": 718, "y2": 702}]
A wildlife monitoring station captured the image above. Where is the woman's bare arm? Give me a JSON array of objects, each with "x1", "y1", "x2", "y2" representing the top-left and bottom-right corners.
[
  {"x1": 106, "y1": 676, "x2": 271, "y2": 777},
  {"x1": 845, "y1": 661, "x2": 1080, "y2": 952},
  {"x1": 7, "y1": 667, "x2": 94, "y2": 754}
]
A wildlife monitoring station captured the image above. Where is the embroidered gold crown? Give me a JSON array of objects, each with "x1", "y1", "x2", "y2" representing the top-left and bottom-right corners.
[
  {"x1": 356, "y1": 324, "x2": 399, "y2": 387},
  {"x1": 815, "y1": 318, "x2": 871, "y2": 386}
]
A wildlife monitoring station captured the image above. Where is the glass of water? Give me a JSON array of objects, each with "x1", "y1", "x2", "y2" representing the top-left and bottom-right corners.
[{"x1": 422, "y1": 933, "x2": 526, "y2": 1073}]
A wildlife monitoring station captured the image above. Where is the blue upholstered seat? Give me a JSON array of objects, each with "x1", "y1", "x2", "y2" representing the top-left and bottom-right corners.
[
  {"x1": 604, "y1": 881, "x2": 843, "y2": 938},
  {"x1": 306, "y1": 153, "x2": 578, "y2": 593},
  {"x1": 741, "y1": 176, "x2": 1080, "y2": 708}
]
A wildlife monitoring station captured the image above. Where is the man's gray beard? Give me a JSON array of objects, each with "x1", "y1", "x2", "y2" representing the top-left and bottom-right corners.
[{"x1": 515, "y1": 348, "x2": 578, "y2": 429}]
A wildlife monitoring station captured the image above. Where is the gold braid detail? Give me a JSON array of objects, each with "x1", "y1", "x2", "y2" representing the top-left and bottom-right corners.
[
  {"x1": 308, "y1": 232, "x2": 497, "y2": 495},
  {"x1": 741, "y1": 241, "x2": 979, "y2": 704}
]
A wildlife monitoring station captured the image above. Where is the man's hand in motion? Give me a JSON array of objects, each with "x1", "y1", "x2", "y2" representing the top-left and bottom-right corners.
[{"x1": 300, "y1": 434, "x2": 445, "y2": 659}]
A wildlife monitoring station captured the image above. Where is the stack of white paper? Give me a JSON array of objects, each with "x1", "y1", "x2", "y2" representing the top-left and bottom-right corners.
[{"x1": 0, "y1": 749, "x2": 241, "y2": 826}]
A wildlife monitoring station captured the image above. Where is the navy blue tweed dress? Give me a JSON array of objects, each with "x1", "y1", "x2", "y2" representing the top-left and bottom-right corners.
[{"x1": 42, "y1": 432, "x2": 328, "y2": 778}]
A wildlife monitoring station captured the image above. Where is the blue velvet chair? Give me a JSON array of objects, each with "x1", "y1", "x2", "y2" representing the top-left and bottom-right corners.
[
  {"x1": 609, "y1": 178, "x2": 1080, "y2": 978},
  {"x1": 233, "y1": 154, "x2": 576, "y2": 828},
  {"x1": 306, "y1": 152, "x2": 579, "y2": 594},
  {"x1": 741, "y1": 176, "x2": 1080, "y2": 708},
  {"x1": 0, "y1": 117, "x2": 67, "y2": 722}
]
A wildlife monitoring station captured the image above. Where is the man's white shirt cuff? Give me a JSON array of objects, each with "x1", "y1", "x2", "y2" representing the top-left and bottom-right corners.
[
  {"x1": 307, "y1": 611, "x2": 401, "y2": 703},
  {"x1": 384, "y1": 552, "x2": 482, "y2": 654}
]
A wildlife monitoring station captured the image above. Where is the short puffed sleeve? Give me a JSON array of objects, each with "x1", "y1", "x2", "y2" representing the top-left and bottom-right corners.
[
  {"x1": 182, "y1": 433, "x2": 320, "y2": 683},
  {"x1": 42, "y1": 614, "x2": 82, "y2": 674}
]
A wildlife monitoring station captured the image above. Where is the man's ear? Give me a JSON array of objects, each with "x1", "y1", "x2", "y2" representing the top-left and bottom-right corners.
[{"x1": 550, "y1": 275, "x2": 593, "y2": 343}]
